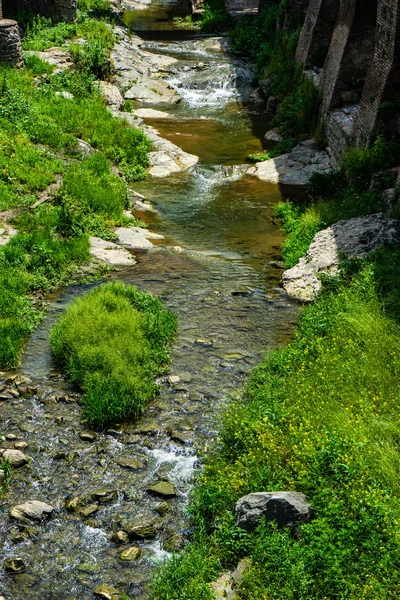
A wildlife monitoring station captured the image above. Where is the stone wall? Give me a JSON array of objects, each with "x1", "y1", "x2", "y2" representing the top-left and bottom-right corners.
[
  {"x1": 3, "y1": 0, "x2": 77, "y2": 23},
  {"x1": 0, "y1": 20, "x2": 23, "y2": 67}
]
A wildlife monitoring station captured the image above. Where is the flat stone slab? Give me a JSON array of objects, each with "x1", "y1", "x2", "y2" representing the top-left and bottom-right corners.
[
  {"x1": 10, "y1": 500, "x2": 54, "y2": 522},
  {"x1": 115, "y1": 226, "x2": 164, "y2": 250},
  {"x1": 282, "y1": 213, "x2": 398, "y2": 301},
  {"x1": 247, "y1": 139, "x2": 331, "y2": 186},
  {"x1": 133, "y1": 108, "x2": 173, "y2": 119},
  {"x1": 90, "y1": 237, "x2": 136, "y2": 266},
  {"x1": 124, "y1": 76, "x2": 180, "y2": 104}
]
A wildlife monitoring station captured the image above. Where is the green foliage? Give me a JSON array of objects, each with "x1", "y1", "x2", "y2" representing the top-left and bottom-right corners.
[
  {"x1": 51, "y1": 282, "x2": 177, "y2": 427},
  {"x1": 24, "y1": 53, "x2": 54, "y2": 75},
  {"x1": 246, "y1": 151, "x2": 271, "y2": 162},
  {"x1": 152, "y1": 257, "x2": 400, "y2": 599},
  {"x1": 0, "y1": 458, "x2": 12, "y2": 499},
  {"x1": 275, "y1": 201, "x2": 322, "y2": 267},
  {"x1": 341, "y1": 136, "x2": 400, "y2": 192},
  {"x1": 201, "y1": 0, "x2": 232, "y2": 33},
  {"x1": 78, "y1": 0, "x2": 113, "y2": 19},
  {"x1": 23, "y1": 16, "x2": 77, "y2": 51},
  {"x1": 274, "y1": 76, "x2": 321, "y2": 139},
  {"x1": 70, "y1": 40, "x2": 112, "y2": 80}
]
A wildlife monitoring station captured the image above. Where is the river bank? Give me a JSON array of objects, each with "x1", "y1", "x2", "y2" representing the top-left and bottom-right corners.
[{"x1": 0, "y1": 1, "x2": 300, "y2": 599}]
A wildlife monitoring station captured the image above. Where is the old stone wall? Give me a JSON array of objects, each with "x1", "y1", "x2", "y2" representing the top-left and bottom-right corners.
[
  {"x1": 3, "y1": 0, "x2": 77, "y2": 23},
  {"x1": 0, "y1": 20, "x2": 23, "y2": 67}
]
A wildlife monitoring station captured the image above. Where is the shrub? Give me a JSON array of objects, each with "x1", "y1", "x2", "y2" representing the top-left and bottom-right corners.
[{"x1": 51, "y1": 282, "x2": 177, "y2": 427}]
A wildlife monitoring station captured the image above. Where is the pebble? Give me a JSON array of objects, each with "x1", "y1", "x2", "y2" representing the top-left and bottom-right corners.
[
  {"x1": 15, "y1": 441, "x2": 28, "y2": 450},
  {"x1": 117, "y1": 457, "x2": 145, "y2": 470},
  {"x1": 119, "y1": 546, "x2": 141, "y2": 561},
  {"x1": 167, "y1": 375, "x2": 181, "y2": 385},
  {"x1": 110, "y1": 530, "x2": 129, "y2": 544},
  {"x1": 79, "y1": 431, "x2": 97, "y2": 442}
]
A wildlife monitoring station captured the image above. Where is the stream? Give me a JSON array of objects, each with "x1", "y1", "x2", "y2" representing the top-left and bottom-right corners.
[{"x1": 0, "y1": 3, "x2": 299, "y2": 599}]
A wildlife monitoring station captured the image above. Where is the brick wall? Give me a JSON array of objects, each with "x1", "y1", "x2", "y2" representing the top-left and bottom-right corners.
[{"x1": 3, "y1": 0, "x2": 77, "y2": 23}]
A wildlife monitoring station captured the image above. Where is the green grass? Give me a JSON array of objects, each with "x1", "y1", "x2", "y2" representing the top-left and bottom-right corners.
[
  {"x1": 51, "y1": 282, "x2": 177, "y2": 427},
  {"x1": 0, "y1": 458, "x2": 12, "y2": 500},
  {"x1": 151, "y1": 251, "x2": 400, "y2": 600},
  {"x1": 0, "y1": 2, "x2": 151, "y2": 368}
]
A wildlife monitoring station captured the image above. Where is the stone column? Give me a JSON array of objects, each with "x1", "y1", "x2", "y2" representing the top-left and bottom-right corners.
[
  {"x1": 0, "y1": 19, "x2": 23, "y2": 67},
  {"x1": 354, "y1": 0, "x2": 400, "y2": 146},
  {"x1": 320, "y1": 0, "x2": 378, "y2": 115},
  {"x1": 296, "y1": 0, "x2": 340, "y2": 67}
]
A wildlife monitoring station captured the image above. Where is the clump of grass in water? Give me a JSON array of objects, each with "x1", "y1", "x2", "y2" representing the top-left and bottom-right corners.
[{"x1": 51, "y1": 282, "x2": 177, "y2": 427}]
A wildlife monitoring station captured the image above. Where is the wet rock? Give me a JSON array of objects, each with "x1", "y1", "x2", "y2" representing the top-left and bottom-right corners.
[
  {"x1": 79, "y1": 504, "x2": 100, "y2": 518},
  {"x1": 235, "y1": 491, "x2": 311, "y2": 532},
  {"x1": 119, "y1": 546, "x2": 142, "y2": 561},
  {"x1": 258, "y1": 78, "x2": 272, "y2": 97},
  {"x1": 1, "y1": 449, "x2": 28, "y2": 468},
  {"x1": 133, "y1": 108, "x2": 172, "y2": 119},
  {"x1": 170, "y1": 431, "x2": 193, "y2": 445},
  {"x1": 18, "y1": 385, "x2": 38, "y2": 397},
  {"x1": 167, "y1": 375, "x2": 181, "y2": 385},
  {"x1": 79, "y1": 431, "x2": 97, "y2": 442},
  {"x1": 6, "y1": 433, "x2": 18, "y2": 440},
  {"x1": 194, "y1": 338, "x2": 213, "y2": 347},
  {"x1": 65, "y1": 496, "x2": 83, "y2": 512},
  {"x1": 110, "y1": 530, "x2": 129, "y2": 544},
  {"x1": 282, "y1": 213, "x2": 398, "y2": 301},
  {"x1": 14, "y1": 441, "x2": 28, "y2": 450},
  {"x1": 163, "y1": 532, "x2": 186, "y2": 551},
  {"x1": 127, "y1": 514, "x2": 161, "y2": 540},
  {"x1": 155, "y1": 502, "x2": 169, "y2": 516},
  {"x1": 10, "y1": 500, "x2": 54, "y2": 522},
  {"x1": 124, "y1": 77, "x2": 180, "y2": 104},
  {"x1": 0, "y1": 469, "x2": 5, "y2": 484},
  {"x1": 135, "y1": 424, "x2": 160, "y2": 436},
  {"x1": 91, "y1": 488, "x2": 118, "y2": 503},
  {"x1": 94, "y1": 584, "x2": 120, "y2": 600},
  {"x1": 147, "y1": 481, "x2": 177, "y2": 498},
  {"x1": 117, "y1": 457, "x2": 145, "y2": 470},
  {"x1": 115, "y1": 226, "x2": 164, "y2": 250},
  {"x1": 4, "y1": 557, "x2": 26, "y2": 574}
]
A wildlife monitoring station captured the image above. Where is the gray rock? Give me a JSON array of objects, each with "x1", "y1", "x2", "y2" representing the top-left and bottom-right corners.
[
  {"x1": 147, "y1": 481, "x2": 176, "y2": 498},
  {"x1": 283, "y1": 213, "x2": 398, "y2": 301},
  {"x1": 264, "y1": 128, "x2": 283, "y2": 143},
  {"x1": 94, "y1": 584, "x2": 120, "y2": 600},
  {"x1": 10, "y1": 501, "x2": 54, "y2": 522},
  {"x1": 79, "y1": 431, "x2": 97, "y2": 442},
  {"x1": 128, "y1": 514, "x2": 161, "y2": 539},
  {"x1": 235, "y1": 491, "x2": 311, "y2": 532},
  {"x1": 115, "y1": 226, "x2": 164, "y2": 250},
  {"x1": 110, "y1": 530, "x2": 129, "y2": 544},
  {"x1": 119, "y1": 546, "x2": 141, "y2": 561},
  {"x1": 258, "y1": 78, "x2": 272, "y2": 97},
  {"x1": 55, "y1": 91, "x2": 74, "y2": 100},
  {"x1": 248, "y1": 139, "x2": 331, "y2": 187},
  {"x1": 99, "y1": 81, "x2": 124, "y2": 110},
  {"x1": 89, "y1": 237, "x2": 136, "y2": 266},
  {"x1": 1, "y1": 449, "x2": 28, "y2": 468}
]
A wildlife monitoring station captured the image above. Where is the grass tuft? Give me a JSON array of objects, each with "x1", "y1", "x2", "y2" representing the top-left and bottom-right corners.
[{"x1": 51, "y1": 282, "x2": 177, "y2": 427}]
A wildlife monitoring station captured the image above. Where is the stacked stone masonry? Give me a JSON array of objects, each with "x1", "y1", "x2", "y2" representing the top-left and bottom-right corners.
[{"x1": 0, "y1": 20, "x2": 23, "y2": 67}]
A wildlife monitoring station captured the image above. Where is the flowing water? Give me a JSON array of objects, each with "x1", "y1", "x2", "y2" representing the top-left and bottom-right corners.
[{"x1": 0, "y1": 4, "x2": 299, "y2": 599}]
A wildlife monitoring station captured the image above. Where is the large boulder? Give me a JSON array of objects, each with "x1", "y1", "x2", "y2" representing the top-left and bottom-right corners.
[
  {"x1": 235, "y1": 491, "x2": 311, "y2": 532},
  {"x1": 283, "y1": 213, "x2": 399, "y2": 302}
]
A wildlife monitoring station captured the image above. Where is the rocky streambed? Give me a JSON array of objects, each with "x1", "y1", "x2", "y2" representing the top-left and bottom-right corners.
[{"x1": 0, "y1": 3, "x2": 300, "y2": 599}]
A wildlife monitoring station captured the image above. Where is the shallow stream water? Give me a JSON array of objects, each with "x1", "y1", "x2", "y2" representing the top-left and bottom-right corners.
[{"x1": 0, "y1": 5, "x2": 299, "y2": 599}]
